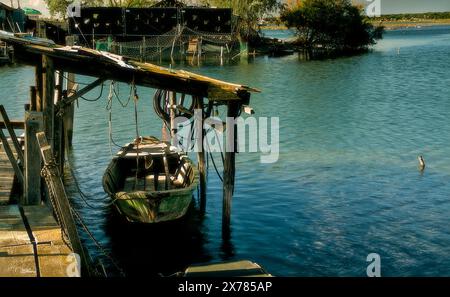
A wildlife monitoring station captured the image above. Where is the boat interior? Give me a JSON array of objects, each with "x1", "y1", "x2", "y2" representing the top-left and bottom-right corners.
[{"x1": 103, "y1": 151, "x2": 196, "y2": 195}]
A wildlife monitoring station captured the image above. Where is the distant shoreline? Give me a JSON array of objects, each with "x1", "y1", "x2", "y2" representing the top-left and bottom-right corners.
[
  {"x1": 261, "y1": 19, "x2": 450, "y2": 32},
  {"x1": 369, "y1": 19, "x2": 450, "y2": 30}
]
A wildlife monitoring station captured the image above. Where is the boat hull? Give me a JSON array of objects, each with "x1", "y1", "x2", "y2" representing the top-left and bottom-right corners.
[{"x1": 113, "y1": 190, "x2": 194, "y2": 223}]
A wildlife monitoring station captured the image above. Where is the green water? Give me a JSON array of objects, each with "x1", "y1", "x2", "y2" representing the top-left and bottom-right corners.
[{"x1": 1, "y1": 26, "x2": 449, "y2": 276}]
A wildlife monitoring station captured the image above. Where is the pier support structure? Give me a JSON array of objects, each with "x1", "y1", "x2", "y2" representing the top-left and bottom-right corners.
[
  {"x1": 222, "y1": 102, "x2": 240, "y2": 237},
  {"x1": 195, "y1": 97, "x2": 207, "y2": 213}
]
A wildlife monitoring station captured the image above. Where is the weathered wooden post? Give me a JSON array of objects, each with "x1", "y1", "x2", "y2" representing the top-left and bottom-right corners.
[
  {"x1": 23, "y1": 109, "x2": 43, "y2": 205},
  {"x1": 64, "y1": 74, "x2": 76, "y2": 149},
  {"x1": 195, "y1": 96, "x2": 207, "y2": 213},
  {"x1": 222, "y1": 102, "x2": 240, "y2": 237},
  {"x1": 29, "y1": 86, "x2": 37, "y2": 111},
  {"x1": 54, "y1": 71, "x2": 65, "y2": 172},
  {"x1": 35, "y1": 63, "x2": 43, "y2": 111},
  {"x1": 64, "y1": 36, "x2": 77, "y2": 149},
  {"x1": 42, "y1": 55, "x2": 55, "y2": 149}
]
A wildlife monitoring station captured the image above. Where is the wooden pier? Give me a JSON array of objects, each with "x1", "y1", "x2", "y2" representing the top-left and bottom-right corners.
[
  {"x1": 0, "y1": 120, "x2": 77, "y2": 277},
  {"x1": 0, "y1": 30, "x2": 258, "y2": 277},
  {"x1": 0, "y1": 205, "x2": 76, "y2": 277}
]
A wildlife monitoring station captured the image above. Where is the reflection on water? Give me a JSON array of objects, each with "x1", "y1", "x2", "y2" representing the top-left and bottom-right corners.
[{"x1": 1, "y1": 26, "x2": 450, "y2": 276}]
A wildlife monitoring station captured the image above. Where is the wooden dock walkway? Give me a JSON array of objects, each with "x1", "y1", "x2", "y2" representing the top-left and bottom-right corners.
[
  {"x1": 0, "y1": 205, "x2": 76, "y2": 277},
  {"x1": 0, "y1": 139, "x2": 77, "y2": 277}
]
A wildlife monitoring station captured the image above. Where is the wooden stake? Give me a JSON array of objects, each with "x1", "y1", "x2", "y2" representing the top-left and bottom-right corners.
[
  {"x1": 222, "y1": 102, "x2": 240, "y2": 237},
  {"x1": 195, "y1": 97, "x2": 207, "y2": 213},
  {"x1": 64, "y1": 73, "x2": 76, "y2": 148},
  {"x1": 42, "y1": 55, "x2": 55, "y2": 150},
  {"x1": 35, "y1": 63, "x2": 43, "y2": 111},
  {"x1": 54, "y1": 71, "x2": 64, "y2": 173},
  {"x1": 30, "y1": 86, "x2": 37, "y2": 111},
  {"x1": 24, "y1": 111, "x2": 43, "y2": 205}
]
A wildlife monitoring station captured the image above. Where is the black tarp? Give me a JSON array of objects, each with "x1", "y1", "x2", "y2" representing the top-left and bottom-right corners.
[
  {"x1": 69, "y1": 7, "x2": 124, "y2": 36},
  {"x1": 124, "y1": 8, "x2": 178, "y2": 35},
  {"x1": 69, "y1": 7, "x2": 232, "y2": 36},
  {"x1": 181, "y1": 8, "x2": 232, "y2": 33}
]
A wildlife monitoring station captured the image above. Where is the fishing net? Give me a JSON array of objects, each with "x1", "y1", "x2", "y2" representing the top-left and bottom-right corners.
[{"x1": 109, "y1": 26, "x2": 235, "y2": 61}]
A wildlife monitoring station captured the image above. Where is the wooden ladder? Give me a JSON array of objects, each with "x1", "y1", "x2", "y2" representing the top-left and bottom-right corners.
[{"x1": 0, "y1": 105, "x2": 24, "y2": 205}]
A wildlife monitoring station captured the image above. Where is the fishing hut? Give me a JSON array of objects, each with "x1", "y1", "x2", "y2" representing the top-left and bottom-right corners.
[
  {"x1": 0, "y1": 29, "x2": 258, "y2": 276},
  {"x1": 68, "y1": 1, "x2": 236, "y2": 62}
]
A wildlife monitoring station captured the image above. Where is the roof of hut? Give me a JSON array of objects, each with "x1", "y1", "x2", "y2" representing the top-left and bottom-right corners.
[{"x1": 0, "y1": 31, "x2": 259, "y2": 102}]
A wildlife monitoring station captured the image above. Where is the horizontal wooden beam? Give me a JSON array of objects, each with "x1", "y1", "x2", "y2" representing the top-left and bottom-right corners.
[
  {"x1": 4, "y1": 39, "x2": 257, "y2": 102},
  {"x1": 63, "y1": 78, "x2": 105, "y2": 106},
  {"x1": 0, "y1": 121, "x2": 25, "y2": 130}
]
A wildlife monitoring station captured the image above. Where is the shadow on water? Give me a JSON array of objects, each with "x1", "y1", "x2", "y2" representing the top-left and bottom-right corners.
[{"x1": 103, "y1": 199, "x2": 213, "y2": 277}]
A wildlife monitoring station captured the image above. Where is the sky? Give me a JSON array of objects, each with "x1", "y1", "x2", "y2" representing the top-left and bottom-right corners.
[
  {"x1": 353, "y1": 0, "x2": 450, "y2": 14},
  {"x1": 2, "y1": 0, "x2": 450, "y2": 17}
]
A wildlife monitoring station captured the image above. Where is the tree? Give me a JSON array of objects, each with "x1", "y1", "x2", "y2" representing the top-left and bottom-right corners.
[
  {"x1": 281, "y1": 0, "x2": 384, "y2": 53},
  {"x1": 206, "y1": 0, "x2": 283, "y2": 40},
  {"x1": 44, "y1": 0, "x2": 156, "y2": 18}
]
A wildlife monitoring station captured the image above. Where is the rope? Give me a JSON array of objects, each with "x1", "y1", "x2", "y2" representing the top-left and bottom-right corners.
[
  {"x1": 40, "y1": 161, "x2": 72, "y2": 249},
  {"x1": 132, "y1": 79, "x2": 141, "y2": 189},
  {"x1": 41, "y1": 156, "x2": 125, "y2": 276},
  {"x1": 71, "y1": 208, "x2": 126, "y2": 277},
  {"x1": 204, "y1": 128, "x2": 224, "y2": 183},
  {"x1": 106, "y1": 81, "x2": 128, "y2": 154},
  {"x1": 80, "y1": 83, "x2": 104, "y2": 102}
]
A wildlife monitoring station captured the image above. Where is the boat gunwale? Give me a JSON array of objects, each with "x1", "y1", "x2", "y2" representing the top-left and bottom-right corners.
[{"x1": 102, "y1": 151, "x2": 199, "y2": 201}]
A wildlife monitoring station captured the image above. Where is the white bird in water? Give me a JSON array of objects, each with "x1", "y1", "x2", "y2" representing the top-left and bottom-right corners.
[{"x1": 418, "y1": 156, "x2": 425, "y2": 171}]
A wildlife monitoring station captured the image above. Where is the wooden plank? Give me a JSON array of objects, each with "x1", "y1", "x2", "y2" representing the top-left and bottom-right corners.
[
  {"x1": 22, "y1": 205, "x2": 77, "y2": 277},
  {"x1": 0, "y1": 205, "x2": 36, "y2": 277},
  {"x1": 36, "y1": 132, "x2": 89, "y2": 276},
  {"x1": 0, "y1": 105, "x2": 24, "y2": 165},
  {"x1": 0, "y1": 120, "x2": 25, "y2": 130},
  {"x1": 63, "y1": 78, "x2": 105, "y2": 106},
  {"x1": 0, "y1": 205, "x2": 76, "y2": 277},
  {"x1": 23, "y1": 111, "x2": 43, "y2": 205}
]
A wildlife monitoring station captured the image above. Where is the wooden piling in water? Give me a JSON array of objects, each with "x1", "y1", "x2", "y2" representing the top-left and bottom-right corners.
[
  {"x1": 54, "y1": 71, "x2": 65, "y2": 173},
  {"x1": 222, "y1": 102, "x2": 240, "y2": 236},
  {"x1": 29, "y1": 86, "x2": 37, "y2": 111},
  {"x1": 24, "y1": 110, "x2": 43, "y2": 206},
  {"x1": 64, "y1": 74, "x2": 76, "y2": 149},
  {"x1": 42, "y1": 56, "x2": 55, "y2": 150},
  {"x1": 195, "y1": 97, "x2": 207, "y2": 213},
  {"x1": 35, "y1": 63, "x2": 43, "y2": 111}
]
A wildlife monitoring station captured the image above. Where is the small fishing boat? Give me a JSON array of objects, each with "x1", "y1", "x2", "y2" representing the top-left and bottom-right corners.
[{"x1": 102, "y1": 136, "x2": 198, "y2": 223}]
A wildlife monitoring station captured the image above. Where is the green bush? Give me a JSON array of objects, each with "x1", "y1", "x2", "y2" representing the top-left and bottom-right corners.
[{"x1": 281, "y1": 0, "x2": 384, "y2": 53}]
